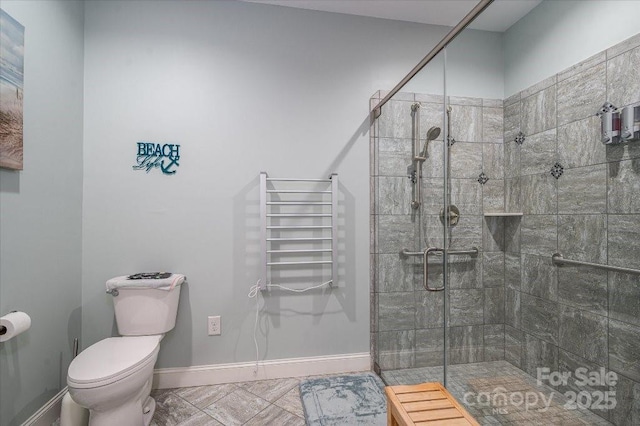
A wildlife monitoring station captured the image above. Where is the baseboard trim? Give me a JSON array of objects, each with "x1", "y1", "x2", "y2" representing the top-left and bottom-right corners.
[
  {"x1": 21, "y1": 386, "x2": 67, "y2": 426},
  {"x1": 153, "y1": 352, "x2": 371, "y2": 389}
]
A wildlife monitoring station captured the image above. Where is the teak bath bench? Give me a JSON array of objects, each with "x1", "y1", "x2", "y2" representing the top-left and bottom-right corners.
[{"x1": 385, "y1": 383, "x2": 480, "y2": 426}]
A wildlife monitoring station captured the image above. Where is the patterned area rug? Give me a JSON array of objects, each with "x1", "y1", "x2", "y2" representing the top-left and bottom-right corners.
[{"x1": 299, "y1": 372, "x2": 387, "y2": 426}]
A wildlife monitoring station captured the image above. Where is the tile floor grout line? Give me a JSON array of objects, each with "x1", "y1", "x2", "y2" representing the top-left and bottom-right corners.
[{"x1": 172, "y1": 390, "x2": 221, "y2": 424}]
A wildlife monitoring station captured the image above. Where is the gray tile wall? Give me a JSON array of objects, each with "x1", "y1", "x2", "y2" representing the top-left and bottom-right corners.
[
  {"x1": 502, "y1": 34, "x2": 640, "y2": 426},
  {"x1": 370, "y1": 92, "x2": 505, "y2": 372}
]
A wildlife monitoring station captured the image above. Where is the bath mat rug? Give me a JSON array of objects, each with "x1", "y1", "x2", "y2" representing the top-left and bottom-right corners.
[{"x1": 299, "y1": 372, "x2": 387, "y2": 426}]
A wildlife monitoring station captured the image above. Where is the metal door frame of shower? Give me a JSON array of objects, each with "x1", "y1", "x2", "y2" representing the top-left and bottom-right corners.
[
  {"x1": 442, "y1": 49, "x2": 449, "y2": 388},
  {"x1": 440, "y1": 49, "x2": 473, "y2": 388},
  {"x1": 371, "y1": 0, "x2": 493, "y2": 120}
]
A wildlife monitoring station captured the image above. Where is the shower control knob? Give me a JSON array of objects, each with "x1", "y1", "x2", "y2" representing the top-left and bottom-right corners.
[{"x1": 440, "y1": 205, "x2": 461, "y2": 227}]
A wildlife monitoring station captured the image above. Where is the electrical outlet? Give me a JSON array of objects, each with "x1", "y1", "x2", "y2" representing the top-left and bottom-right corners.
[{"x1": 207, "y1": 316, "x2": 221, "y2": 336}]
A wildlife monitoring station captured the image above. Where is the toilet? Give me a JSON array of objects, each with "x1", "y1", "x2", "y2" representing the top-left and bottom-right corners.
[{"x1": 67, "y1": 274, "x2": 184, "y2": 426}]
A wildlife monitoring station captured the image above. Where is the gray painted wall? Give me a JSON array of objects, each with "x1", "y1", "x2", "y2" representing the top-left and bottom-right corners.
[
  {"x1": 81, "y1": 0, "x2": 504, "y2": 368},
  {"x1": 0, "y1": 1, "x2": 84, "y2": 425},
  {"x1": 504, "y1": 0, "x2": 640, "y2": 96},
  {"x1": 404, "y1": 29, "x2": 504, "y2": 99}
]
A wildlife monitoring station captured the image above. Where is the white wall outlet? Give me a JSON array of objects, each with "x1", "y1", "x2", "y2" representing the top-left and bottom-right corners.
[{"x1": 207, "y1": 315, "x2": 221, "y2": 336}]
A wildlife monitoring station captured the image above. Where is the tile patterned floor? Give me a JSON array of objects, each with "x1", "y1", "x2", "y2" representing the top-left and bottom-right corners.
[
  {"x1": 381, "y1": 360, "x2": 613, "y2": 426},
  {"x1": 151, "y1": 361, "x2": 613, "y2": 425},
  {"x1": 150, "y1": 377, "x2": 306, "y2": 426}
]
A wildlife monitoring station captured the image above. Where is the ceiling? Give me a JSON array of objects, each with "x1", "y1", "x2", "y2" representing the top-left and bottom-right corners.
[{"x1": 242, "y1": 0, "x2": 543, "y2": 32}]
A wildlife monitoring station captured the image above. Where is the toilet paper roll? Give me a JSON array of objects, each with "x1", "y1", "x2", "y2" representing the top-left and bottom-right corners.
[{"x1": 0, "y1": 311, "x2": 31, "y2": 342}]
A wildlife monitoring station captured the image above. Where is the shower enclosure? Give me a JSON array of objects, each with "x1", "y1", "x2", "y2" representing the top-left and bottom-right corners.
[{"x1": 370, "y1": 1, "x2": 640, "y2": 425}]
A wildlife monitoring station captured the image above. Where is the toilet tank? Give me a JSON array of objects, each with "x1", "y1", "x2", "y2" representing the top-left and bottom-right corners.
[{"x1": 112, "y1": 285, "x2": 182, "y2": 336}]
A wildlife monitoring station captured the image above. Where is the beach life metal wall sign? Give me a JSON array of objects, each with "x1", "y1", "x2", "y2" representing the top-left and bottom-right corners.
[{"x1": 133, "y1": 142, "x2": 180, "y2": 175}]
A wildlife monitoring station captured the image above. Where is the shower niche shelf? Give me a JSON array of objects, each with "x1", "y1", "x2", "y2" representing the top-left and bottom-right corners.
[
  {"x1": 483, "y1": 212, "x2": 523, "y2": 217},
  {"x1": 259, "y1": 172, "x2": 338, "y2": 291}
]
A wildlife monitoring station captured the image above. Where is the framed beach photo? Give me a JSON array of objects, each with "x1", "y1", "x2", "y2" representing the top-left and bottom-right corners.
[{"x1": 0, "y1": 8, "x2": 25, "y2": 170}]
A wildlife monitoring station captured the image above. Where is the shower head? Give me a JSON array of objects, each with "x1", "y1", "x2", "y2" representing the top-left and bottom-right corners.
[
  {"x1": 426, "y1": 126, "x2": 441, "y2": 142},
  {"x1": 417, "y1": 126, "x2": 441, "y2": 159}
]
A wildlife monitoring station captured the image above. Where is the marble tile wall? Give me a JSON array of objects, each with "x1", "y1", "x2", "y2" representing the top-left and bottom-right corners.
[
  {"x1": 502, "y1": 34, "x2": 640, "y2": 426},
  {"x1": 370, "y1": 91, "x2": 506, "y2": 373}
]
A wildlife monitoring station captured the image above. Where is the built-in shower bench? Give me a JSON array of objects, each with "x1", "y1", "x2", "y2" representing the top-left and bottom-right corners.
[{"x1": 385, "y1": 382, "x2": 480, "y2": 426}]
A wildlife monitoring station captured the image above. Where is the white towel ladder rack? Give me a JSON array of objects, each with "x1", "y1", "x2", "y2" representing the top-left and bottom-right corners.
[{"x1": 259, "y1": 172, "x2": 338, "y2": 291}]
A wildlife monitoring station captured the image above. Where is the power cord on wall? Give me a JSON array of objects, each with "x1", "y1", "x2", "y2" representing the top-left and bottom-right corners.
[{"x1": 247, "y1": 279, "x2": 332, "y2": 374}]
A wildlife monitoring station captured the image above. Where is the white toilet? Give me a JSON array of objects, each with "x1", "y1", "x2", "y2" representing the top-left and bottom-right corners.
[{"x1": 67, "y1": 274, "x2": 184, "y2": 426}]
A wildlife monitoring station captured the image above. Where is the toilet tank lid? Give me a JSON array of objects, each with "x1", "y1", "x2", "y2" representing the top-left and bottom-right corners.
[
  {"x1": 106, "y1": 273, "x2": 186, "y2": 291},
  {"x1": 68, "y1": 336, "x2": 161, "y2": 385}
]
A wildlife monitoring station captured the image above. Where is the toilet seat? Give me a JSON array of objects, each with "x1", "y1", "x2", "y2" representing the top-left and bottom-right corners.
[{"x1": 68, "y1": 335, "x2": 161, "y2": 389}]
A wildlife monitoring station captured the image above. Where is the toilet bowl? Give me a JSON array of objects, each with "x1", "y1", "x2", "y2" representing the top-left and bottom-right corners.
[
  {"x1": 66, "y1": 274, "x2": 184, "y2": 426},
  {"x1": 67, "y1": 336, "x2": 161, "y2": 426}
]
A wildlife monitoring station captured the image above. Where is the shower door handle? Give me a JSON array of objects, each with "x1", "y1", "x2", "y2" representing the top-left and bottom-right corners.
[{"x1": 423, "y1": 247, "x2": 445, "y2": 291}]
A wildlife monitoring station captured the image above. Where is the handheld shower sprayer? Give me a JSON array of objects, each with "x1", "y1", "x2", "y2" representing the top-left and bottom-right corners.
[
  {"x1": 416, "y1": 126, "x2": 441, "y2": 161},
  {"x1": 411, "y1": 125, "x2": 442, "y2": 210}
]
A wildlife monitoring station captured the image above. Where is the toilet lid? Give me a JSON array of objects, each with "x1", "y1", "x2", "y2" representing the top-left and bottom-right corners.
[{"x1": 68, "y1": 336, "x2": 161, "y2": 385}]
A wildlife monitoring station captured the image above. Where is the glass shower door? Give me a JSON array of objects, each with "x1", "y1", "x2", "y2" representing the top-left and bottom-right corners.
[
  {"x1": 372, "y1": 32, "x2": 506, "y2": 392},
  {"x1": 371, "y1": 51, "x2": 449, "y2": 386}
]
